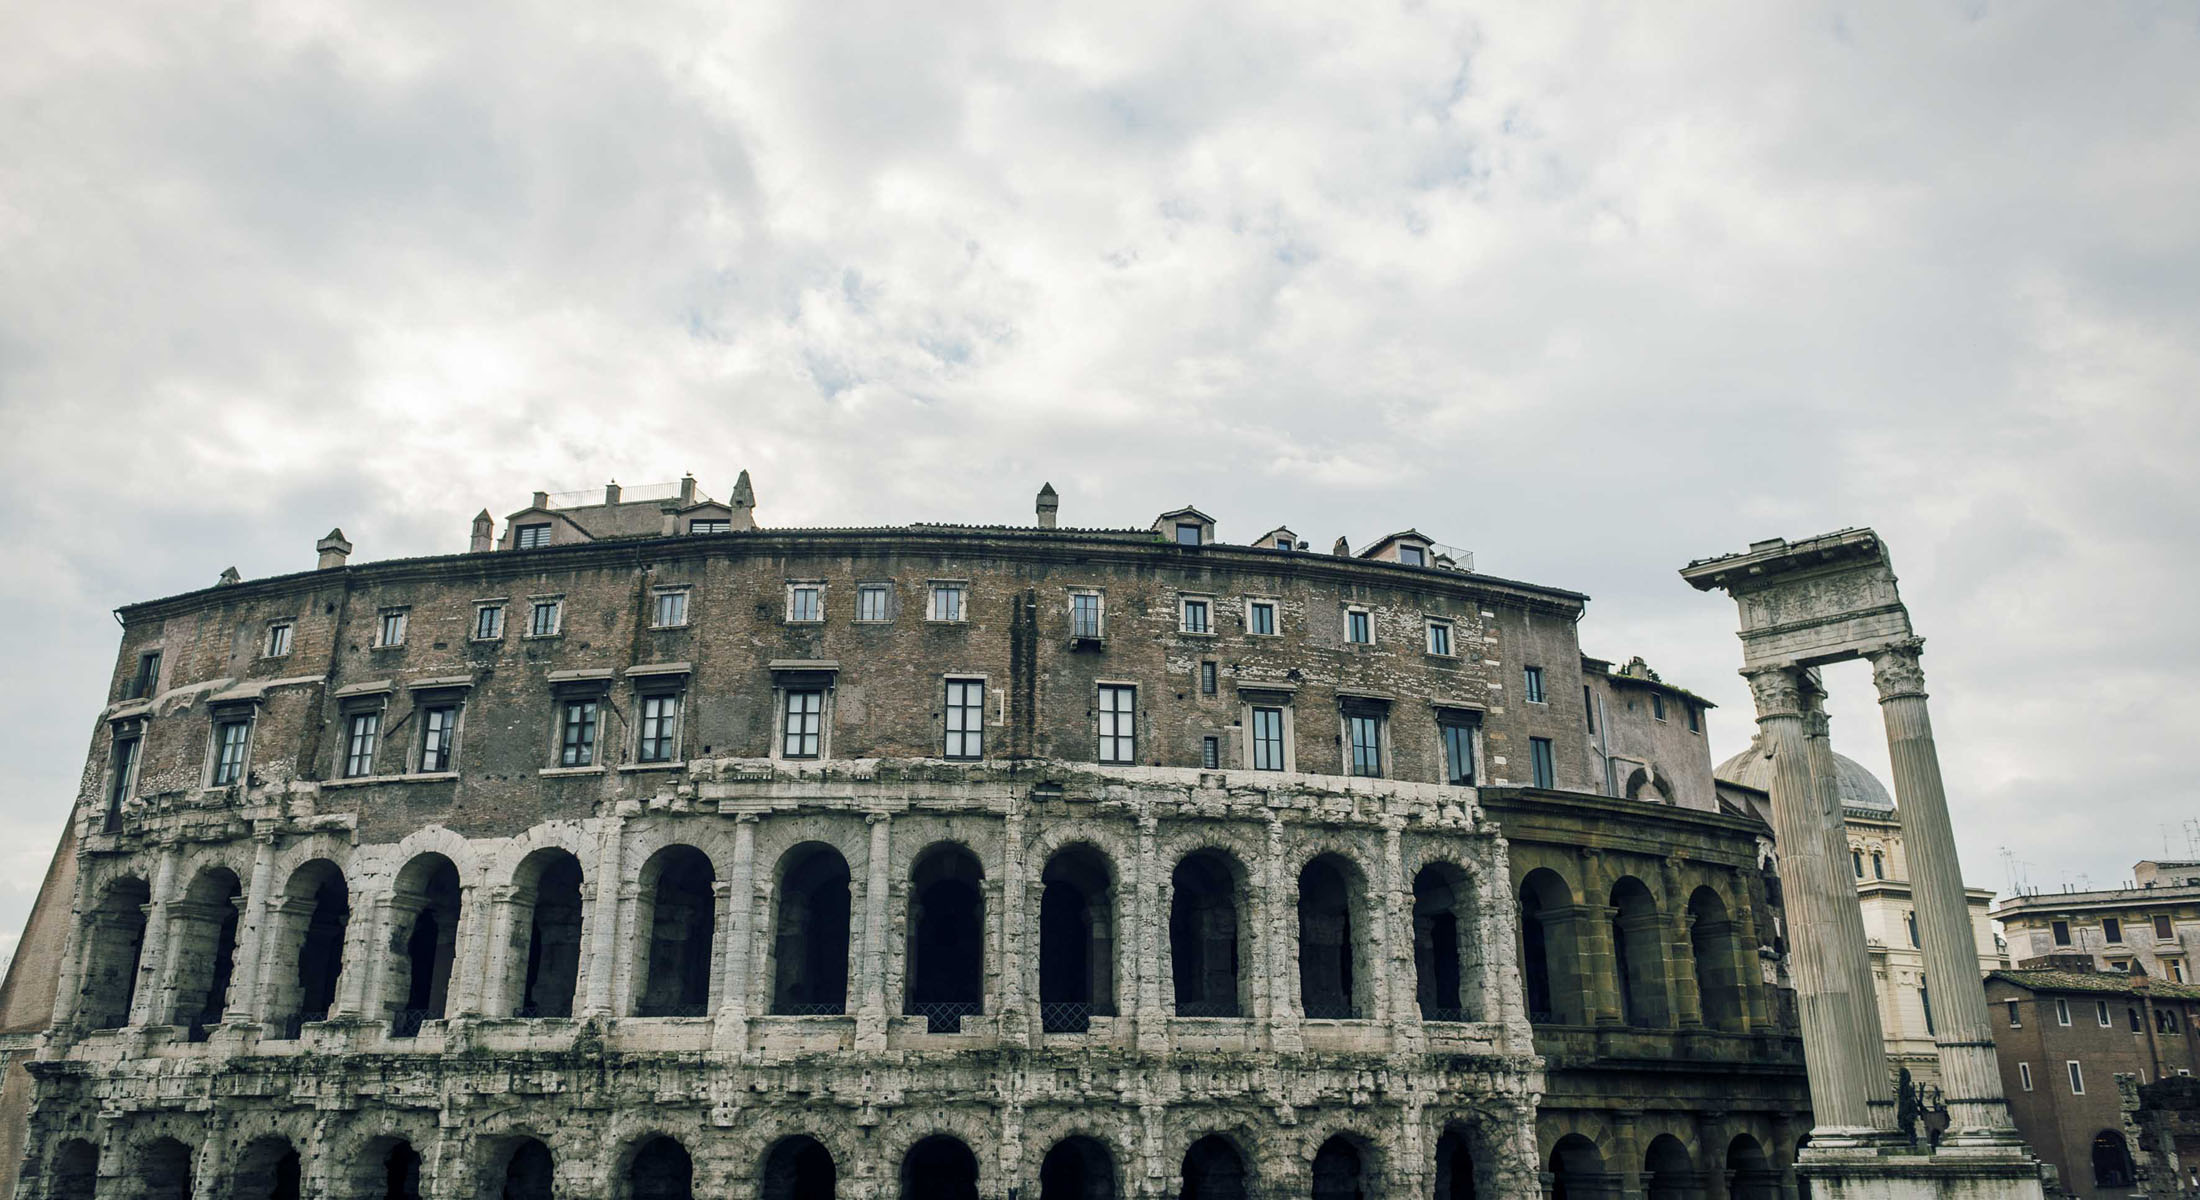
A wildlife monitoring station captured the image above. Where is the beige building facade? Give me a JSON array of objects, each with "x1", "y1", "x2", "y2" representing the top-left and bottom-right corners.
[{"x1": 1993, "y1": 862, "x2": 2200, "y2": 982}]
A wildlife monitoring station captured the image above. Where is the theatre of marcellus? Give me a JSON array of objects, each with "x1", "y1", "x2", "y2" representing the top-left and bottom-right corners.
[{"x1": 0, "y1": 477, "x2": 2052, "y2": 1198}]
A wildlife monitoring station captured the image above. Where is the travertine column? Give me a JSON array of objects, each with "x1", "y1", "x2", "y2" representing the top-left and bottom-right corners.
[
  {"x1": 856, "y1": 812, "x2": 892, "y2": 1049},
  {"x1": 581, "y1": 815, "x2": 625, "y2": 1016},
  {"x1": 1134, "y1": 810, "x2": 1166, "y2": 1052},
  {"x1": 721, "y1": 815, "x2": 757, "y2": 1033},
  {"x1": 1726, "y1": 866, "x2": 1769, "y2": 1034},
  {"x1": 1868, "y1": 638, "x2": 2019, "y2": 1142},
  {"x1": 224, "y1": 832, "x2": 276, "y2": 1024},
  {"x1": 478, "y1": 886, "x2": 521, "y2": 1017},
  {"x1": 1265, "y1": 813, "x2": 1300, "y2": 1050},
  {"x1": 127, "y1": 849, "x2": 178, "y2": 1026},
  {"x1": 1801, "y1": 682, "x2": 1898, "y2": 1132},
  {"x1": 1381, "y1": 819, "x2": 1417, "y2": 1046},
  {"x1": 1000, "y1": 800, "x2": 1028, "y2": 1040},
  {"x1": 1662, "y1": 857, "x2": 1704, "y2": 1030},
  {"x1": 1744, "y1": 666, "x2": 1877, "y2": 1141}
]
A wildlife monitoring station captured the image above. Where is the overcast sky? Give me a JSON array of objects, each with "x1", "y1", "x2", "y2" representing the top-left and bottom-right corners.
[{"x1": 2, "y1": 2, "x2": 2195, "y2": 954}]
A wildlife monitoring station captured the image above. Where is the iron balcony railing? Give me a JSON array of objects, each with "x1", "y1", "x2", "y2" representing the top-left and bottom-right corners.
[
  {"x1": 1301, "y1": 1001, "x2": 1358, "y2": 1020},
  {"x1": 1040, "y1": 1002, "x2": 1092, "y2": 1034},
  {"x1": 390, "y1": 1008, "x2": 436, "y2": 1038},
  {"x1": 1173, "y1": 1001, "x2": 1240, "y2": 1019},
  {"x1": 909, "y1": 1001, "x2": 982, "y2": 1034},
  {"x1": 774, "y1": 1001, "x2": 848, "y2": 1017}
]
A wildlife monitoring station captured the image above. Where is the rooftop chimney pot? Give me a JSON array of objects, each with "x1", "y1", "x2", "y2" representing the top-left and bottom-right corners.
[
  {"x1": 1036, "y1": 482, "x2": 1059, "y2": 529},
  {"x1": 316, "y1": 528, "x2": 353, "y2": 570},
  {"x1": 605, "y1": 480, "x2": 622, "y2": 505}
]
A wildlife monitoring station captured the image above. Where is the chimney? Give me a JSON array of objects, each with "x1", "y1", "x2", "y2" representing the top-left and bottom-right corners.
[
  {"x1": 679, "y1": 474, "x2": 697, "y2": 505},
  {"x1": 470, "y1": 510, "x2": 495, "y2": 553},
  {"x1": 1036, "y1": 482, "x2": 1059, "y2": 529},
  {"x1": 605, "y1": 480, "x2": 622, "y2": 505},
  {"x1": 532, "y1": 491, "x2": 549, "y2": 510},
  {"x1": 217, "y1": 566, "x2": 241, "y2": 586},
  {"x1": 729, "y1": 469, "x2": 757, "y2": 531},
  {"x1": 1332, "y1": 536, "x2": 1351, "y2": 556},
  {"x1": 316, "y1": 528, "x2": 353, "y2": 570}
]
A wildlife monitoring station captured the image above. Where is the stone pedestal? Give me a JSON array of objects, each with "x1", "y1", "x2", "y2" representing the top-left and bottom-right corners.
[{"x1": 1798, "y1": 1142, "x2": 2048, "y2": 1199}]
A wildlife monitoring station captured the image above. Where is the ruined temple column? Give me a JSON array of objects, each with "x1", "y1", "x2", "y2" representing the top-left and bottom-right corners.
[
  {"x1": 1744, "y1": 666, "x2": 1878, "y2": 1141},
  {"x1": 1801, "y1": 682, "x2": 1898, "y2": 1132},
  {"x1": 1868, "y1": 638, "x2": 2019, "y2": 1142}
]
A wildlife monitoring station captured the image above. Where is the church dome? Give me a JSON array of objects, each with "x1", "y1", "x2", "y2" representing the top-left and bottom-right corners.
[{"x1": 1715, "y1": 735, "x2": 1895, "y2": 811}]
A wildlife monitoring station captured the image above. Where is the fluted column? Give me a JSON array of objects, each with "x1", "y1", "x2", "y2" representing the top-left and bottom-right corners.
[
  {"x1": 1868, "y1": 638, "x2": 2019, "y2": 1142},
  {"x1": 1801, "y1": 682, "x2": 1898, "y2": 1132},
  {"x1": 1744, "y1": 666, "x2": 1877, "y2": 1141},
  {"x1": 856, "y1": 811, "x2": 892, "y2": 1049}
]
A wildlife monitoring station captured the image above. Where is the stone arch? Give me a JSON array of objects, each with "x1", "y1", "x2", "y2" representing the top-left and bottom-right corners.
[
  {"x1": 1547, "y1": 1133, "x2": 1609, "y2": 1200},
  {"x1": 635, "y1": 844, "x2": 717, "y2": 1017},
  {"x1": 1725, "y1": 1134, "x2": 1779, "y2": 1200},
  {"x1": 46, "y1": 1137, "x2": 97, "y2": 1200},
  {"x1": 769, "y1": 842, "x2": 853, "y2": 1015},
  {"x1": 1609, "y1": 875, "x2": 1670, "y2": 1027},
  {"x1": 1170, "y1": 847, "x2": 1251, "y2": 1017},
  {"x1": 1038, "y1": 842, "x2": 1118, "y2": 1029},
  {"x1": 622, "y1": 1134, "x2": 695, "y2": 1200},
  {"x1": 267, "y1": 858, "x2": 350, "y2": 1035},
  {"x1": 905, "y1": 841, "x2": 985, "y2": 1031},
  {"x1": 1643, "y1": 1134, "x2": 1696, "y2": 1200},
  {"x1": 1623, "y1": 766, "x2": 1675, "y2": 804},
  {"x1": 482, "y1": 1136, "x2": 554, "y2": 1200},
  {"x1": 380, "y1": 852, "x2": 463, "y2": 1034},
  {"x1": 759, "y1": 1134, "x2": 837, "y2": 1200},
  {"x1": 506, "y1": 847, "x2": 587, "y2": 1018},
  {"x1": 1432, "y1": 1120, "x2": 1477, "y2": 1199},
  {"x1": 2093, "y1": 1129, "x2": 2137, "y2": 1188},
  {"x1": 77, "y1": 874, "x2": 150, "y2": 1030},
  {"x1": 1413, "y1": 860, "x2": 1474, "y2": 1021},
  {"x1": 1038, "y1": 1134, "x2": 1116, "y2": 1200},
  {"x1": 1688, "y1": 886, "x2": 1746, "y2": 1031},
  {"x1": 136, "y1": 1135, "x2": 195, "y2": 1200},
  {"x1": 899, "y1": 1133, "x2": 979, "y2": 1200},
  {"x1": 1518, "y1": 867, "x2": 1582, "y2": 1024},
  {"x1": 164, "y1": 866, "x2": 243, "y2": 1034},
  {"x1": 233, "y1": 1133, "x2": 302, "y2": 1200},
  {"x1": 342, "y1": 1134, "x2": 424, "y2": 1200},
  {"x1": 1179, "y1": 1132, "x2": 1253, "y2": 1200},
  {"x1": 1311, "y1": 1132, "x2": 1372, "y2": 1200},
  {"x1": 1296, "y1": 851, "x2": 1371, "y2": 1020},
  {"x1": 1016, "y1": 1111, "x2": 1139, "y2": 1196}
]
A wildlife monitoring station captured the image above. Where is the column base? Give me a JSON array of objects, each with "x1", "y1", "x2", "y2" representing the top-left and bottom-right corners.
[{"x1": 1797, "y1": 1140, "x2": 2049, "y2": 1199}]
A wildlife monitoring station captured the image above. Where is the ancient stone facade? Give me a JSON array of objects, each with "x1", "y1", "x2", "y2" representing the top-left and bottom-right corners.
[{"x1": 10, "y1": 484, "x2": 1804, "y2": 1198}]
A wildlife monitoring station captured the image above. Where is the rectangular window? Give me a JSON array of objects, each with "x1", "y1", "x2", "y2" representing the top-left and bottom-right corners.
[
  {"x1": 2173, "y1": 960, "x2": 2189, "y2": 984},
  {"x1": 2158, "y1": 915, "x2": 2176, "y2": 940},
  {"x1": 1523, "y1": 666, "x2": 1546, "y2": 704},
  {"x1": 1907, "y1": 911, "x2": 1920, "y2": 946},
  {"x1": 1274, "y1": 536, "x2": 1293, "y2": 550},
  {"x1": 786, "y1": 584, "x2": 822, "y2": 623},
  {"x1": 1853, "y1": 849, "x2": 1865, "y2": 879},
  {"x1": 515, "y1": 523, "x2": 551, "y2": 549},
  {"x1": 2052, "y1": 920, "x2": 2071, "y2": 946},
  {"x1": 343, "y1": 712, "x2": 380, "y2": 777},
  {"x1": 529, "y1": 599, "x2": 561, "y2": 637},
  {"x1": 1201, "y1": 736, "x2": 1220, "y2": 769},
  {"x1": 1687, "y1": 704, "x2": 1701, "y2": 733},
  {"x1": 1252, "y1": 707, "x2": 1286, "y2": 771},
  {"x1": 265, "y1": 622, "x2": 293, "y2": 658},
  {"x1": 782, "y1": 690, "x2": 823, "y2": 759},
  {"x1": 1441, "y1": 720, "x2": 1476, "y2": 786},
  {"x1": 2055, "y1": 998, "x2": 2071, "y2": 1026},
  {"x1": 2067, "y1": 1060, "x2": 2085, "y2": 1095},
  {"x1": 1652, "y1": 693, "x2": 1666, "y2": 721},
  {"x1": 1347, "y1": 713, "x2": 1384, "y2": 778},
  {"x1": 1426, "y1": 620, "x2": 1453, "y2": 657},
  {"x1": 636, "y1": 693, "x2": 681, "y2": 763},
  {"x1": 475, "y1": 605, "x2": 504, "y2": 640},
  {"x1": 1181, "y1": 598, "x2": 1211, "y2": 634},
  {"x1": 1530, "y1": 737, "x2": 1556, "y2": 788},
  {"x1": 377, "y1": 610, "x2": 406, "y2": 647},
  {"x1": 856, "y1": 584, "x2": 892, "y2": 623},
  {"x1": 2132, "y1": 1006, "x2": 2144, "y2": 1032},
  {"x1": 689, "y1": 519, "x2": 729, "y2": 535},
  {"x1": 1583, "y1": 686, "x2": 1596, "y2": 732},
  {"x1": 2098, "y1": 1000, "x2": 2113, "y2": 1027},
  {"x1": 944, "y1": 679, "x2": 984, "y2": 759},
  {"x1": 1398, "y1": 544, "x2": 1426, "y2": 567},
  {"x1": 1921, "y1": 982, "x2": 1934, "y2": 1036},
  {"x1": 653, "y1": 591, "x2": 688, "y2": 629},
  {"x1": 107, "y1": 735, "x2": 139, "y2": 828},
  {"x1": 559, "y1": 700, "x2": 598, "y2": 767},
  {"x1": 1346, "y1": 609, "x2": 1372, "y2": 644},
  {"x1": 420, "y1": 705, "x2": 456, "y2": 772},
  {"x1": 1071, "y1": 592, "x2": 1103, "y2": 639},
  {"x1": 930, "y1": 585, "x2": 966, "y2": 623},
  {"x1": 1200, "y1": 661, "x2": 1217, "y2": 695},
  {"x1": 1247, "y1": 600, "x2": 1277, "y2": 636},
  {"x1": 1097, "y1": 685, "x2": 1136, "y2": 764},
  {"x1": 2006, "y1": 999, "x2": 2021, "y2": 1028},
  {"x1": 2018, "y1": 1062, "x2": 2033, "y2": 1091},
  {"x1": 128, "y1": 651, "x2": 161, "y2": 700},
  {"x1": 1873, "y1": 852, "x2": 1885, "y2": 879},
  {"x1": 2105, "y1": 917, "x2": 2123, "y2": 944},
  {"x1": 1175, "y1": 522, "x2": 1202, "y2": 545},
  {"x1": 212, "y1": 719, "x2": 251, "y2": 786}
]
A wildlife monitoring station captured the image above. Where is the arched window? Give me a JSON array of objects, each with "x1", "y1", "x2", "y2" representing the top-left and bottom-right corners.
[
  {"x1": 1039, "y1": 845, "x2": 1116, "y2": 1033},
  {"x1": 1170, "y1": 851, "x2": 1245, "y2": 1018},
  {"x1": 140, "y1": 1137, "x2": 194, "y2": 1200},
  {"x1": 271, "y1": 859, "x2": 349, "y2": 1037},
  {"x1": 508, "y1": 849, "x2": 585, "y2": 1018},
  {"x1": 1298, "y1": 855, "x2": 1365, "y2": 1019},
  {"x1": 234, "y1": 1135, "x2": 301, "y2": 1200},
  {"x1": 1548, "y1": 1135, "x2": 1604, "y2": 1200},
  {"x1": 1413, "y1": 864, "x2": 1472, "y2": 1022},
  {"x1": 1644, "y1": 1135, "x2": 1695, "y2": 1200},
  {"x1": 899, "y1": 1135, "x2": 979, "y2": 1200},
  {"x1": 636, "y1": 846, "x2": 716, "y2": 1017},
  {"x1": 167, "y1": 867, "x2": 241, "y2": 1038},
  {"x1": 1180, "y1": 1135, "x2": 1248, "y2": 1200},
  {"x1": 1311, "y1": 1135, "x2": 1367, "y2": 1200},
  {"x1": 771, "y1": 844, "x2": 852, "y2": 1015},
  {"x1": 1039, "y1": 1136, "x2": 1114, "y2": 1200},
  {"x1": 498, "y1": 1138, "x2": 554, "y2": 1200},
  {"x1": 761, "y1": 1135, "x2": 836, "y2": 1200},
  {"x1": 2093, "y1": 1130, "x2": 2136, "y2": 1188},
  {"x1": 48, "y1": 1138, "x2": 97, "y2": 1200},
  {"x1": 1872, "y1": 851, "x2": 1885, "y2": 880},
  {"x1": 1609, "y1": 877, "x2": 1669, "y2": 1028},
  {"x1": 906, "y1": 844, "x2": 985, "y2": 1032},
  {"x1": 1689, "y1": 887, "x2": 1745, "y2": 1031},
  {"x1": 1726, "y1": 1135, "x2": 1780, "y2": 1200},
  {"x1": 629, "y1": 1136, "x2": 694, "y2": 1200},
  {"x1": 384, "y1": 854, "x2": 462, "y2": 1036},
  {"x1": 78, "y1": 876, "x2": 151, "y2": 1029},
  {"x1": 1433, "y1": 1127, "x2": 1476, "y2": 1199},
  {"x1": 1518, "y1": 869, "x2": 1581, "y2": 1025}
]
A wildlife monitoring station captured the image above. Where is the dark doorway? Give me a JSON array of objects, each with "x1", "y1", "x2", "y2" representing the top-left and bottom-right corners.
[
  {"x1": 906, "y1": 845, "x2": 984, "y2": 1032},
  {"x1": 387, "y1": 855, "x2": 461, "y2": 1035},
  {"x1": 1413, "y1": 865, "x2": 1469, "y2": 1021},
  {"x1": 170, "y1": 868, "x2": 241, "y2": 1035},
  {"x1": 382, "y1": 1140, "x2": 421, "y2": 1200},
  {"x1": 1311, "y1": 1135, "x2": 1366, "y2": 1200},
  {"x1": 639, "y1": 847, "x2": 717, "y2": 1017},
  {"x1": 761, "y1": 1135, "x2": 837, "y2": 1200},
  {"x1": 1178, "y1": 1135, "x2": 1246, "y2": 1200},
  {"x1": 283, "y1": 860, "x2": 350, "y2": 1034},
  {"x1": 1039, "y1": 1136, "x2": 1115, "y2": 1200},
  {"x1": 899, "y1": 1135, "x2": 979, "y2": 1200},
  {"x1": 1039, "y1": 846, "x2": 1115, "y2": 1033},
  {"x1": 81, "y1": 877, "x2": 151, "y2": 1029},
  {"x1": 1298, "y1": 856, "x2": 1359, "y2": 1019},
  {"x1": 141, "y1": 1137, "x2": 194, "y2": 1200},
  {"x1": 1609, "y1": 876, "x2": 1667, "y2": 1028},
  {"x1": 1170, "y1": 852, "x2": 1241, "y2": 1017},
  {"x1": 502, "y1": 1138, "x2": 553, "y2": 1200},
  {"x1": 630, "y1": 1137, "x2": 694, "y2": 1200},
  {"x1": 772, "y1": 845, "x2": 852, "y2": 1015},
  {"x1": 1689, "y1": 887, "x2": 1744, "y2": 1031},
  {"x1": 515, "y1": 850, "x2": 585, "y2": 1018},
  {"x1": 49, "y1": 1139, "x2": 96, "y2": 1200},
  {"x1": 234, "y1": 1136, "x2": 300, "y2": 1200},
  {"x1": 1434, "y1": 1128, "x2": 1476, "y2": 1199}
]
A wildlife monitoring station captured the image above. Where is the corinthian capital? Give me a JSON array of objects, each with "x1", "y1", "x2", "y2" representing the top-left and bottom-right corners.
[
  {"x1": 1867, "y1": 639, "x2": 1928, "y2": 701},
  {"x1": 1743, "y1": 667, "x2": 1806, "y2": 719}
]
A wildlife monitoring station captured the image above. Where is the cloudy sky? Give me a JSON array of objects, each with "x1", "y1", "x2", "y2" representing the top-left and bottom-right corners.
[{"x1": 2, "y1": 2, "x2": 2195, "y2": 953}]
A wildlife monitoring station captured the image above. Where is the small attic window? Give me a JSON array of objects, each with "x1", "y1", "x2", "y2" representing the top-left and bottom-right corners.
[
  {"x1": 1398, "y1": 544, "x2": 1426, "y2": 567},
  {"x1": 1176, "y1": 523, "x2": 1203, "y2": 546},
  {"x1": 515, "y1": 523, "x2": 551, "y2": 549},
  {"x1": 1275, "y1": 536, "x2": 1293, "y2": 550},
  {"x1": 690, "y1": 519, "x2": 729, "y2": 535}
]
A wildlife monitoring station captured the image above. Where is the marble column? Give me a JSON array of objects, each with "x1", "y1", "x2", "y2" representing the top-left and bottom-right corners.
[
  {"x1": 1868, "y1": 638, "x2": 2018, "y2": 1141},
  {"x1": 1743, "y1": 666, "x2": 1878, "y2": 1141},
  {"x1": 1801, "y1": 681, "x2": 1899, "y2": 1132}
]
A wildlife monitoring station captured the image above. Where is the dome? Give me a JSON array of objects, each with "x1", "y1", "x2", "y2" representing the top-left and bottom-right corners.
[{"x1": 1715, "y1": 735, "x2": 1895, "y2": 811}]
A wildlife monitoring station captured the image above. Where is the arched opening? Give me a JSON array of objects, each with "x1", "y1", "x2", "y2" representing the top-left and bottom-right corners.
[
  {"x1": 384, "y1": 854, "x2": 462, "y2": 1036},
  {"x1": 770, "y1": 844, "x2": 852, "y2": 1015},
  {"x1": 1726, "y1": 1135, "x2": 1779, "y2": 1200},
  {"x1": 1039, "y1": 1135, "x2": 1115, "y2": 1200},
  {"x1": 234, "y1": 1135, "x2": 301, "y2": 1200},
  {"x1": 167, "y1": 867, "x2": 241, "y2": 1037},
  {"x1": 1039, "y1": 845, "x2": 1116, "y2": 1033},
  {"x1": 905, "y1": 844, "x2": 984, "y2": 1032},
  {"x1": 1170, "y1": 851, "x2": 1244, "y2": 1018},
  {"x1": 509, "y1": 849, "x2": 585, "y2": 1018},
  {"x1": 1548, "y1": 1135, "x2": 1606, "y2": 1200},
  {"x1": 1688, "y1": 887, "x2": 1744, "y2": 1031},
  {"x1": 1297, "y1": 855, "x2": 1364, "y2": 1019},
  {"x1": 628, "y1": 1136, "x2": 694, "y2": 1200},
  {"x1": 637, "y1": 846, "x2": 717, "y2": 1017},
  {"x1": 899, "y1": 1135, "x2": 979, "y2": 1200},
  {"x1": 140, "y1": 1137, "x2": 194, "y2": 1200},
  {"x1": 494, "y1": 1138, "x2": 553, "y2": 1200},
  {"x1": 1414, "y1": 864, "x2": 1472, "y2": 1022},
  {"x1": 761, "y1": 1135, "x2": 837, "y2": 1200},
  {"x1": 373, "y1": 1139, "x2": 422, "y2": 1200},
  {"x1": 1518, "y1": 869, "x2": 1580, "y2": 1025},
  {"x1": 78, "y1": 876, "x2": 151, "y2": 1029},
  {"x1": 1179, "y1": 1135, "x2": 1248, "y2": 1200},
  {"x1": 1644, "y1": 1135, "x2": 1696, "y2": 1200},
  {"x1": 1433, "y1": 1126, "x2": 1476, "y2": 1199},
  {"x1": 49, "y1": 1138, "x2": 97, "y2": 1200},
  {"x1": 2093, "y1": 1129, "x2": 2137, "y2": 1188},
  {"x1": 271, "y1": 859, "x2": 349, "y2": 1037},
  {"x1": 1609, "y1": 876, "x2": 1669, "y2": 1028},
  {"x1": 1311, "y1": 1134, "x2": 1367, "y2": 1200}
]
